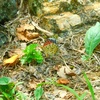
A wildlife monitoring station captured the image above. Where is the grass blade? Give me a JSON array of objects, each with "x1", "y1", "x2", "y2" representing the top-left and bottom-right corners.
[
  {"x1": 80, "y1": 92, "x2": 87, "y2": 100},
  {"x1": 84, "y1": 73, "x2": 95, "y2": 100},
  {"x1": 56, "y1": 84, "x2": 83, "y2": 100}
]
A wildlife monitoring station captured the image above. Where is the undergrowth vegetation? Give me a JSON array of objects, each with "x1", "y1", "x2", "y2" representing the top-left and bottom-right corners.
[
  {"x1": 1, "y1": 0, "x2": 100, "y2": 99},
  {"x1": 1, "y1": 21, "x2": 100, "y2": 99},
  {"x1": 35, "y1": 73, "x2": 95, "y2": 100},
  {"x1": 0, "y1": 73, "x2": 95, "y2": 100},
  {"x1": 0, "y1": 77, "x2": 23, "y2": 100}
]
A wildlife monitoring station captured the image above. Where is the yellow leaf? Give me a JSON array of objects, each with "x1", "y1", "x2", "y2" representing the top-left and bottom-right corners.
[{"x1": 3, "y1": 55, "x2": 19, "y2": 66}]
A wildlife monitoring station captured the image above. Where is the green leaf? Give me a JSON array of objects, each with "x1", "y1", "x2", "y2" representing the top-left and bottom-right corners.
[
  {"x1": 0, "y1": 77, "x2": 11, "y2": 85},
  {"x1": 20, "y1": 55, "x2": 28, "y2": 65},
  {"x1": 80, "y1": 92, "x2": 87, "y2": 100},
  {"x1": 20, "y1": 43, "x2": 43, "y2": 64},
  {"x1": 20, "y1": 55, "x2": 34, "y2": 65},
  {"x1": 34, "y1": 86, "x2": 44, "y2": 100},
  {"x1": 1, "y1": 91, "x2": 11, "y2": 99},
  {"x1": 84, "y1": 73, "x2": 96, "y2": 100},
  {"x1": 56, "y1": 84, "x2": 83, "y2": 100},
  {"x1": 84, "y1": 22, "x2": 100, "y2": 60},
  {"x1": 24, "y1": 44, "x2": 38, "y2": 54},
  {"x1": 33, "y1": 51, "x2": 43, "y2": 64}
]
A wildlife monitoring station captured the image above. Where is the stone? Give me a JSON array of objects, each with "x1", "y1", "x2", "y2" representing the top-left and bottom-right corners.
[
  {"x1": 0, "y1": 0, "x2": 18, "y2": 24},
  {"x1": 40, "y1": 12, "x2": 82, "y2": 33},
  {"x1": 40, "y1": 2, "x2": 100, "y2": 34}
]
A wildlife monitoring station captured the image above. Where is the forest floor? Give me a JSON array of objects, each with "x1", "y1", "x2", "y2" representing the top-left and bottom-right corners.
[{"x1": 0, "y1": 2, "x2": 100, "y2": 100}]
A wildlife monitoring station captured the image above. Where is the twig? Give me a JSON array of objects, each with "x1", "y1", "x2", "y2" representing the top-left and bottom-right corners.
[
  {"x1": 93, "y1": 54, "x2": 100, "y2": 65},
  {"x1": 5, "y1": 14, "x2": 21, "y2": 27},
  {"x1": 60, "y1": 54, "x2": 72, "y2": 70},
  {"x1": 19, "y1": 0, "x2": 23, "y2": 10},
  {"x1": 31, "y1": 20, "x2": 53, "y2": 37}
]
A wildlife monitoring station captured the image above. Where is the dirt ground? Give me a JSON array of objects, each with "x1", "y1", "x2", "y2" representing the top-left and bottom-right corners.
[
  {"x1": 0, "y1": 1, "x2": 100, "y2": 99},
  {"x1": 0, "y1": 16, "x2": 100, "y2": 100}
]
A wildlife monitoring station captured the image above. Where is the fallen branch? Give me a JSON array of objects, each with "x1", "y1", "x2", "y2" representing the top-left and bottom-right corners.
[{"x1": 31, "y1": 20, "x2": 53, "y2": 36}]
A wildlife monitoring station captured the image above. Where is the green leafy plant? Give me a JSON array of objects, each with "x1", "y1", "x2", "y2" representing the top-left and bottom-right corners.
[
  {"x1": 0, "y1": 77, "x2": 31, "y2": 100},
  {"x1": 84, "y1": 73, "x2": 96, "y2": 100},
  {"x1": 82, "y1": 22, "x2": 100, "y2": 60},
  {"x1": 34, "y1": 86, "x2": 44, "y2": 100},
  {"x1": 0, "y1": 76, "x2": 15, "y2": 100},
  {"x1": 20, "y1": 43, "x2": 43, "y2": 65},
  {"x1": 0, "y1": 77, "x2": 23, "y2": 100}
]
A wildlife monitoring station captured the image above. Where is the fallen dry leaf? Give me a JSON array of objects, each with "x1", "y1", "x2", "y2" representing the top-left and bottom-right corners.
[
  {"x1": 53, "y1": 89, "x2": 73, "y2": 100},
  {"x1": 16, "y1": 27, "x2": 25, "y2": 33},
  {"x1": 28, "y1": 79, "x2": 43, "y2": 90},
  {"x1": 57, "y1": 66, "x2": 67, "y2": 78},
  {"x1": 57, "y1": 66, "x2": 76, "y2": 78},
  {"x1": 25, "y1": 31, "x2": 39, "y2": 40},
  {"x1": 65, "y1": 66, "x2": 76, "y2": 76},
  {"x1": 16, "y1": 24, "x2": 39, "y2": 41},
  {"x1": 9, "y1": 49, "x2": 24, "y2": 57},
  {"x1": 57, "y1": 78, "x2": 70, "y2": 84},
  {"x1": 28, "y1": 81, "x2": 37, "y2": 90},
  {"x1": 3, "y1": 55, "x2": 19, "y2": 66},
  {"x1": 17, "y1": 24, "x2": 35, "y2": 32},
  {"x1": 16, "y1": 32, "x2": 29, "y2": 41},
  {"x1": 23, "y1": 24, "x2": 35, "y2": 30}
]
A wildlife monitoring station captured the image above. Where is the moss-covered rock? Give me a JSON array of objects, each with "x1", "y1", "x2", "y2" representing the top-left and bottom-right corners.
[{"x1": 0, "y1": 0, "x2": 18, "y2": 24}]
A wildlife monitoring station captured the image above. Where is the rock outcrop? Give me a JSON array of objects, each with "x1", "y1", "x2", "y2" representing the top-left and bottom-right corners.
[{"x1": 39, "y1": 1, "x2": 100, "y2": 34}]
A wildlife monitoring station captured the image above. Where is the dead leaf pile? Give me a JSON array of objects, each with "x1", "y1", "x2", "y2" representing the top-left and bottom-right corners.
[{"x1": 16, "y1": 24, "x2": 39, "y2": 41}]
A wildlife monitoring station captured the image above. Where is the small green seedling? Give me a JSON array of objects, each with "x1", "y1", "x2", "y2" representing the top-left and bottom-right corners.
[
  {"x1": 34, "y1": 86, "x2": 44, "y2": 100},
  {"x1": 20, "y1": 43, "x2": 43, "y2": 65},
  {"x1": 82, "y1": 22, "x2": 100, "y2": 60},
  {"x1": 0, "y1": 77, "x2": 30, "y2": 100},
  {"x1": 84, "y1": 73, "x2": 96, "y2": 100},
  {"x1": 0, "y1": 77, "x2": 17, "y2": 100}
]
